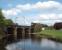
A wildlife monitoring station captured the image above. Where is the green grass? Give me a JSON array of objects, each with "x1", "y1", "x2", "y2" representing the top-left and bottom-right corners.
[{"x1": 39, "y1": 29, "x2": 62, "y2": 39}]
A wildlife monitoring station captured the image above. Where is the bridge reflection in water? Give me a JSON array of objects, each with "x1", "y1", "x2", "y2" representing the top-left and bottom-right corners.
[
  {"x1": 3, "y1": 23, "x2": 42, "y2": 45},
  {"x1": 0, "y1": 24, "x2": 38, "y2": 50},
  {"x1": 4, "y1": 25, "x2": 35, "y2": 44}
]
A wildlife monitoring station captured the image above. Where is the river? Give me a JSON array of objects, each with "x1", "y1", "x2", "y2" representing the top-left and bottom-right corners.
[{"x1": 5, "y1": 37, "x2": 62, "y2": 50}]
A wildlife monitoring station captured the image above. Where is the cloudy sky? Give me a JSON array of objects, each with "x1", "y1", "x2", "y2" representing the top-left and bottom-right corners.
[{"x1": 0, "y1": 0, "x2": 62, "y2": 26}]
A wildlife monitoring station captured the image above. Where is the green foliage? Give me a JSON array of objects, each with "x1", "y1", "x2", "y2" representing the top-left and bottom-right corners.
[
  {"x1": 0, "y1": 9, "x2": 13, "y2": 26},
  {"x1": 45, "y1": 26, "x2": 54, "y2": 30},
  {"x1": 0, "y1": 9, "x2": 13, "y2": 39},
  {"x1": 4, "y1": 19, "x2": 13, "y2": 26},
  {"x1": 0, "y1": 9, "x2": 5, "y2": 26}
]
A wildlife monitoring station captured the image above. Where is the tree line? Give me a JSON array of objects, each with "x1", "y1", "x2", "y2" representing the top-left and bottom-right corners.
[
  {"x1": 0, "y1": 9, "x2": 14, "y2": 36},
  {"x1": 0, "y1": 9, "x2": 13, "y2": 27}
]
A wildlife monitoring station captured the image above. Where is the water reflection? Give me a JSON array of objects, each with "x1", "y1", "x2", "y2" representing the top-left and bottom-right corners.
[
  {"x1": 0, "y1": 39, "x2": 6, "y2": 50},
  {"x1": 5, "y1": 38, "x2": 62, "y2": 50}
]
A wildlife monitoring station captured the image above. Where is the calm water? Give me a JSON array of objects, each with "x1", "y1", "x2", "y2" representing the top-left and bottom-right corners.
[{"x1": 5, "y1": 38, "x2": 62, "y2": 50}]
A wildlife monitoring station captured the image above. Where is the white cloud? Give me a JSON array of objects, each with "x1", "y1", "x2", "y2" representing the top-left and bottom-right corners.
[
  {"x1": 16, "y1": 4, "x2": 32, "y2": 10},
  {"x1": 37, "y1": 13, "x2": 62, "y2": 20},
  {"x1": 2, "y1": 1, "x2": 62, "y2": 16},
  {"x1": 32, "y1": 1, "x2": 60, "y2": 9},
  {"x1": 2, "y1": 1, "x2": 62, "y2": 25},
  {"x1": 16, "y1": 1, "x2": 62, "y2": 10},
  {"x1": 33, "y1": 13, "x2": 62, "y2": 25},
  {"x1": 2, "y1": 8, "x2": 21, "y2": 16}
]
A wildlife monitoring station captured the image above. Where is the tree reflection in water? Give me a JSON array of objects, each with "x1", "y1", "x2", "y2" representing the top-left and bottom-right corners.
[{"x1": 0, "y1": 39, "x2": 6, "y2": 50}]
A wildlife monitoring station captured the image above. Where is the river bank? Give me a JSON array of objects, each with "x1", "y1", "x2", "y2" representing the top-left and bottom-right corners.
[
  {"x1": 0, "y1": 31, "x2": 62, "y2": 50},
  {"x1": 38, "y1": 30, "x2": 62, "y2": 43},
  {"x1": 0, "y1": 29, "x2": 62, "y2": 46}
]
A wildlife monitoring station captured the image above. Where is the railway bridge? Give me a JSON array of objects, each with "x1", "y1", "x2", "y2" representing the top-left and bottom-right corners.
[
  {"x1": 7, "y1": 25, "x2": 33, "y2": 40},
  {"x1": 5, "y1": 23, "x2": 42, "y2": 41}
]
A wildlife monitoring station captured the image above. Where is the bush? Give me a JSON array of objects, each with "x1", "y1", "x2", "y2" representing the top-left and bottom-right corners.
[{"x1": 54, "y1": 22, "x2": 62, "y2": 30}]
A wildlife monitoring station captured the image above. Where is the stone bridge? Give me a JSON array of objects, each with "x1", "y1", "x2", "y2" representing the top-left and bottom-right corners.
[
  {"x1": 7, "y1": 25, "x2": 33, "y2": 40},
  {"x1": 6, "y1": 23, "x2": 42, "y2": 40}
]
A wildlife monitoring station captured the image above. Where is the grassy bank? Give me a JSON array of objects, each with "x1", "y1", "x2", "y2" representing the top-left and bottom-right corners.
[{"x1": 38, "y1": 30, "x2": 62, "y2": 42}]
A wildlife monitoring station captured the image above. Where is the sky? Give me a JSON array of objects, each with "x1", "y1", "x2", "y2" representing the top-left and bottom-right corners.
[{"x1": 0, "y1": 0, "x2": 62, "y2": 26}]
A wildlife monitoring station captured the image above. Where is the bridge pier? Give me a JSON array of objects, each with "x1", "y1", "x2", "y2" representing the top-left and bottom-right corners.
[
  {"x1": 13, "y1": 26, "x2": 17, "y2": 40},
  {"x1": 22, "y1": 27, "x2": 25, "y2": 39},
  {"x1": 7, "y1": 25, "x2": 32, "y2": 40},
  {"x1": 28, "y1": 27, "x2": 31, "y2": 38}
]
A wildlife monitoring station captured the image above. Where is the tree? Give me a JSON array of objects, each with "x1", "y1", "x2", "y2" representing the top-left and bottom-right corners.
[
  {"x1": 31, "y1": 23, "x2": 42, "y2": 32},
  {"x1": 4, "y1": 19, "x2": 13, "y2": 26},
  {"x1": 0, "y1": 9, "x2": 14, "y2": 36},
  {"x1": 54, "y1": 22, "x2": 62, "y2": 30},
  {"x1": 0, "y1": 9, "x2": 13, "y2": 27},
  {"x1": 0, "y1": 9, "x2": 5, "y2": 27}
]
